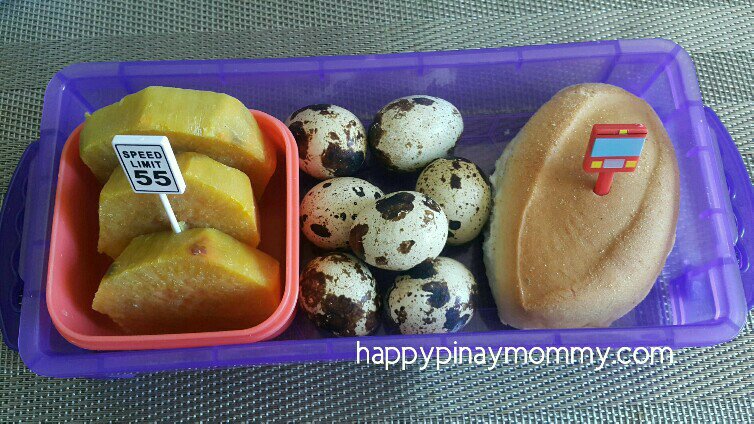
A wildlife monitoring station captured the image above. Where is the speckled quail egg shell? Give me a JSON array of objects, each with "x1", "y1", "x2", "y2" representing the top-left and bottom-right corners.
[
  {"x1": 368, "y1": 95, "x2": 463, "y2": 172},
  {"x1": 416, "y1": 157, "x2": 492, "y2": 245},
  {"x1": 299, "y1": 252, "x2": 380, "y2": 336},
  {"x1": 286, "y1": 104, "x2": 367, "y2": 179},
  {"x1": 300, "y1": 177, "x2": 384, "y2": 250},
  {"x1": 349, "y1": 191, "x2": 448, "y2": 271},
  {"x1": 386, "y1": 257, "x2": 477, "y2": 334}
]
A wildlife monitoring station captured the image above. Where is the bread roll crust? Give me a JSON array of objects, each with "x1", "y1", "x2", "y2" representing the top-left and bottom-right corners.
[{"x1": 483, "y1": 84, "x2": 680, "y2": 329}]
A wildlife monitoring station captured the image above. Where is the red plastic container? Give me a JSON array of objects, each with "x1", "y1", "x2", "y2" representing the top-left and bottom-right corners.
[{"x1": 45, "y1": 110, "x2": 300, "y2": 350}]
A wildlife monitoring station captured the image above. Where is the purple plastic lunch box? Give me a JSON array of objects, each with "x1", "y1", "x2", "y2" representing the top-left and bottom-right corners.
[{"x1": 1, "y1": 39, "x2": 752, "y2": 378}]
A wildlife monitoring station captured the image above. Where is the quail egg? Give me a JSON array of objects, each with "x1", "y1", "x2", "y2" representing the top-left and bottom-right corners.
[
  {"x1": 416, "y1": 157, "x2": 492, "y2": 245},
  {"x1": 301, "y1": 177, "x2": 384, "y2": 249},
  {"x1": 349, "y1": 191, "x2": 448, "y2": 271},
  {"x1": 386, "y1": 257, "x2": 477, "y2": 334},
  {"x1": 286, "y1": 104, "x2": 367, "y2": 179},
  {"x1": 299, "y1": 252, "x2": 380, "y2": 336},
  {"x1": 368, "y1": 95, "x2": 463, "y2": 172}
]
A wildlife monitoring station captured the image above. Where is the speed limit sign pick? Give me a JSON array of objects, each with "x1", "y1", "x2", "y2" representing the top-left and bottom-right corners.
[{"x1": 112, "y1": 135, "x2": 186, "y2": 233}]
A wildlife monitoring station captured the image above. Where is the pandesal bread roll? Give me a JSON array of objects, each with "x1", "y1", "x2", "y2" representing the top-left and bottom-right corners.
[{"x1": 482, "y1": 83, "x2": 679, "y2": 329}]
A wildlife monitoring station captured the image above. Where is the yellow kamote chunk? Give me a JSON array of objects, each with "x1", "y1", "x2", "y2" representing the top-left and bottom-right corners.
[
  {"x1": 79, "y1": 86, "x2": 276, "y2": 196},
  {"x1": 98, "y1": 152, "x2": 260, "y2": 258},
  {"x1": 92, "y1": 228, "x2": 282, "y2": 335}
]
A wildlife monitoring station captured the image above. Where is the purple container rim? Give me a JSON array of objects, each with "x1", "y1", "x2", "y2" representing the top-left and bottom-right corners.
[{"x1": 10, "y1": 37, "x2": 752, "y2": 378}]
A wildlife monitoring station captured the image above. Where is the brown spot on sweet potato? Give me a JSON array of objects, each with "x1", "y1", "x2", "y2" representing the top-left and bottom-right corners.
[
  {"x1": 190, "y1": 243, "x2": 207, "y2": 255},
  {"x1": 349, "y1": 223, "x2": 369, "y2": 257},
  {"x1": 375, "y1": 192, "x2": 415, "y2": 221},
  {"x1": 398, "y1": 240, "x2": 415, "y2": 254}
]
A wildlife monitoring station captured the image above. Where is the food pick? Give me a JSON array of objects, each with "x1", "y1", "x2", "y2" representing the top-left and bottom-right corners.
[
  {"x1": 583, "y1": 124, "x2": 647, "y2": 196},
  {"x1": 112, "y1": 135, "x2": 186, "y2": 233}
]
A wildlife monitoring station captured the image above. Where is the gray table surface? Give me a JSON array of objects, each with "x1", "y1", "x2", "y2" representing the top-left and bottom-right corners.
[{"x1": 1, "y1": 0, "x2": 752, "y2": 422}]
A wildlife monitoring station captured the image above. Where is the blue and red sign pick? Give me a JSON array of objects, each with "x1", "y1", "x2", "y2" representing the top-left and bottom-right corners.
[{"x1": 583, "y1": 124, "x2": 648, "y2": 196}]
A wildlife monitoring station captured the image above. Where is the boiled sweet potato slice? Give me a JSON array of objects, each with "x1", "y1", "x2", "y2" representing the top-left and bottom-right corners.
[
  {"x1": 98, "y1": 152, "x2": 260, "y2": 258},
  {"x1": 79, "y1": 86, "x2": 276, "y2": 196},
  {"x1": 92, "y1": 228, "x2": 281, "y2": 335}
]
